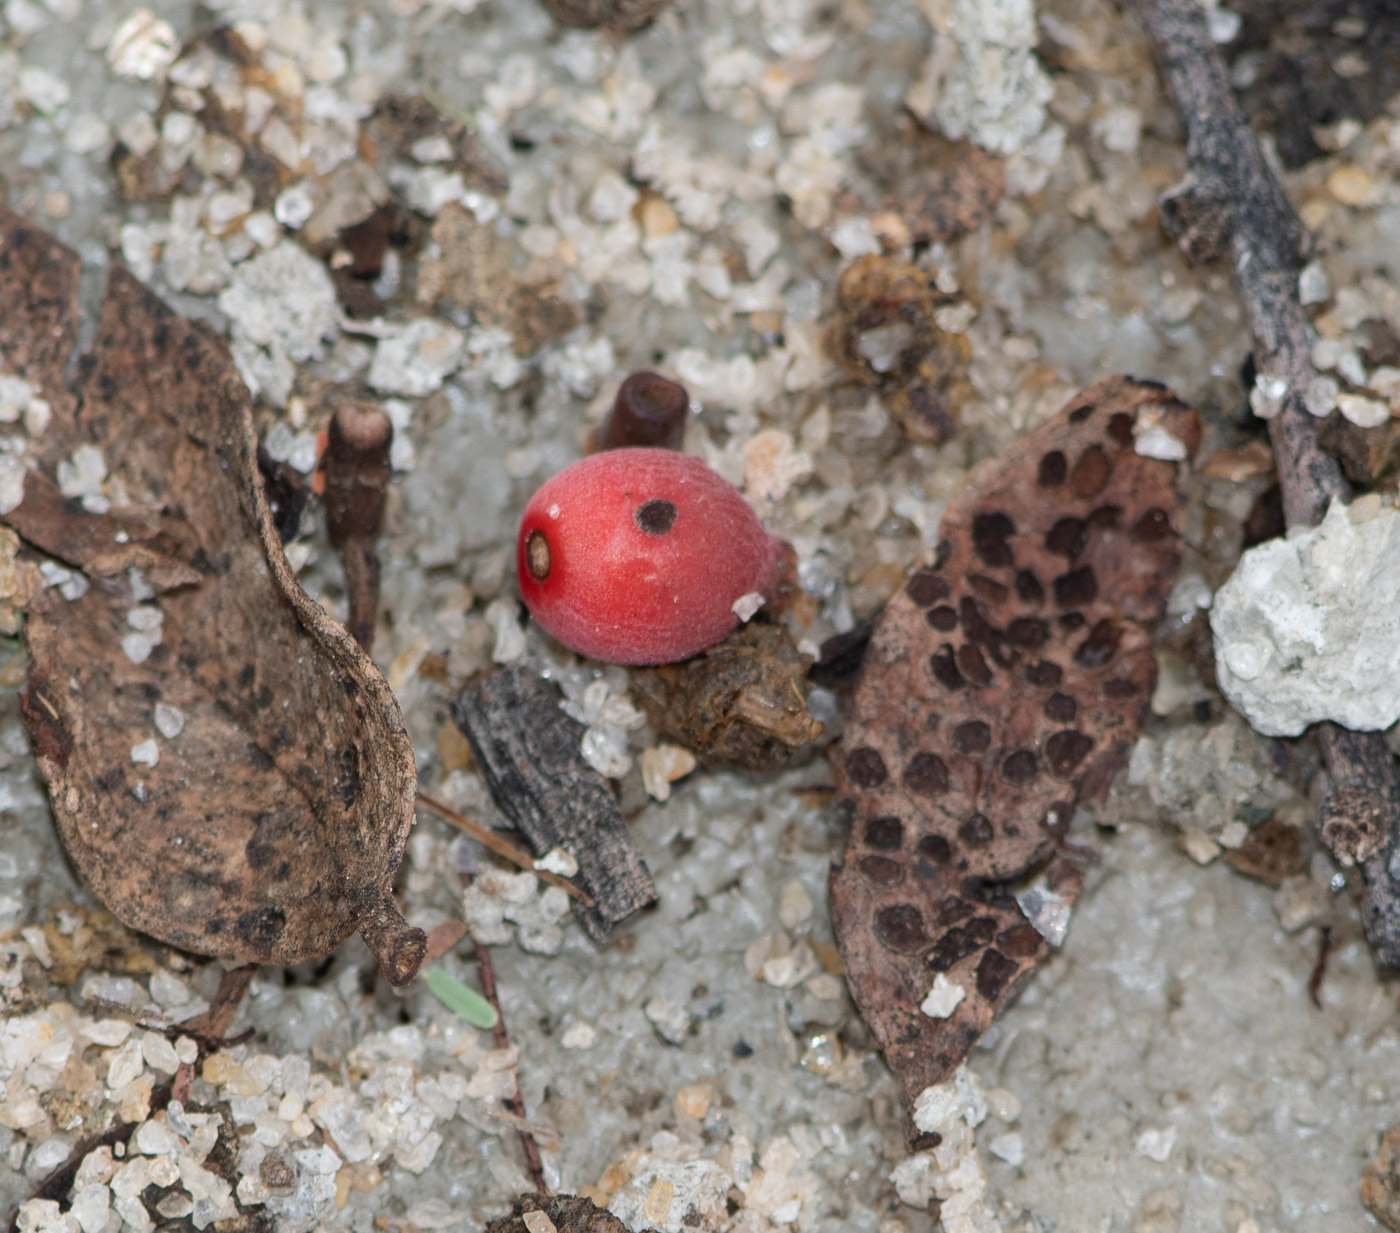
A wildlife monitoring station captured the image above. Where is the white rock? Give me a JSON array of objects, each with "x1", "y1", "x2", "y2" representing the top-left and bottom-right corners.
[
  {"x1": 367, "y1": 319, "x2": 464, "y2": 396},
  {"x1": 987, "y1": 1132, "x2": 1024, "y2": 1166},
  {"x1": 107, "y1": 10, "x2": 178, "y2": 81},
  {"x1": 920, "y1": 973, "x2": 966, "y2": 1019},
  {"x1": 1338, "y1": 393, "x2": 1390, "y2": 428},
  {"x1": 905, "y1": 0, "x2": 1051, "y2": 156},
  {"x1": 1133, "y1": 1124, "x2": 1177, "y2": 1162},
  {"x1": 1210, "y1": 497, "x2": 1400, "y2": 735}
]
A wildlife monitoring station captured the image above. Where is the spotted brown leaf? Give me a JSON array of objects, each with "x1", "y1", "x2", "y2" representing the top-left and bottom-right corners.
[{"x1": 830, "y1": 377, "x2": 1199, "y2": 1119}]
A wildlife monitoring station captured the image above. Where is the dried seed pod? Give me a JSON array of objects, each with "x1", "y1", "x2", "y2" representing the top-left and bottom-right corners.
[
  {"x1": 595, "y1": 371, "x2": 689, "y2": 451},
  {"x1": 0, "y1": 208, "x2": 425, "y2": 986}
]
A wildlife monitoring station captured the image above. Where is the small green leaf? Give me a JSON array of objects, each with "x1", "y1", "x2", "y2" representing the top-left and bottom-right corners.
[{"x1": 423, "y1": 966, "x2": 498, "y2": 1029}]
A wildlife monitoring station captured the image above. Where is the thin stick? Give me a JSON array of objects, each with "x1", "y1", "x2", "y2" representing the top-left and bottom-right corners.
[
  {"x1": 415, "y1": 790, "x2": 595, "y2": 906},
  {"x1": 1133, "y1": 0, "x2": 1400, "y2": 965},
  {"x1": 474, "y1": 940, "x2": 548, "y2": 1194}
]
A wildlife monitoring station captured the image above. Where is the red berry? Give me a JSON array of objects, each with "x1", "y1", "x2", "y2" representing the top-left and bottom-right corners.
[{"x1": 516, "y1": 448, "x2": 777, "y2": 665}]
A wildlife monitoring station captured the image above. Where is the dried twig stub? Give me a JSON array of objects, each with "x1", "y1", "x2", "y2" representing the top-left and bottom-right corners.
[
  {"x1": 449, "y1": 665, "x2": 657, "y2": 941},
  {"x1": 833, "y1": 378, "x2": 1197, "y2": 1125},
  {"x1": 595, "y1": 371, "x2": 689, "y2": 452},
  {"x1": 1133, "y1": 0, "x2": 1400, "y2": 967},
  {"x1": 323, "y1": 401, "x2": 393, "y2": 653},
  {"x1": 0, "y1": 208, "x2": 425, "y2": 986}
]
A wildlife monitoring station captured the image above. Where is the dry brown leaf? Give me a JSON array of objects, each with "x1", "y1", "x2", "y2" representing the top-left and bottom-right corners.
[
  {"x1": 0, "y1": 208, "x2": 426, "y2": 984},
  {"x1": 832, "y1": 377, "x2": 1198, "y2": 1125}
]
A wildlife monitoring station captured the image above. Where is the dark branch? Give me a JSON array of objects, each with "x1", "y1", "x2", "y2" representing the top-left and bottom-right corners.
[{"x1": 1133, "y1": 0, "x2": 1400, "y2": 965}]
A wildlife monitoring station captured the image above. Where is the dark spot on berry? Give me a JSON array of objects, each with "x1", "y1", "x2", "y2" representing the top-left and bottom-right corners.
[
  {"x1": 1045, "y1": 729, "x2": 1094, "y2": 776},
  {"x1": 858, "y1": 855, "x2": 905, "y2": 886},
  {"x1": 1015, "y1": 569, "x2": 1044, "y2": 605},
  {"x1": 918, "y1": 834, "x2": 953, "y2": 863},
  {"x1": 1132, "y1": 507, "x2": 1172, "y2": 541},
  {"x1": 525, "y1": 530, "x2": 551, "y2": 580},
  {"x1": 956, "y1": 644, "x2": 992, "y2": 686},
  {"x1": 875, "y1": 904, "x2": 929, "y2": 953},
  {"x1": 1059, "y1": 612, "x2": 1086, "y2": 631},
  {"x1": 905, "y1": 752, "x2": 949, "y2": 796},
  {"x1": 1106, "y1": 411, "x2": 1135, "y2": 445},
  {"x1": 1069, "y1": 445, "x2": 1111, "y2": 497},
  {"x1": 1088, "y1": 503, "x2": 1122, "y2": 529},
  {"x1": 997, "y1": 924, "x2": 1043, "y2": 958},
  {"x1": 1046, "y1": 517, "x2": 1088, "y2": 558},
  {"x1": 1104, "y1": 677, "x2": 1139, "y2": 698},
  {"x1": 1045, "y1": 692, "x2": 1078, "y2": 722},
  {"x1": 1075, "y1": 618, "x2": 1121, "y2": 667},
  {"x1": 907, "y1": 570, "x2": 950, "y2": 606},
  {"x1": 1026, "y1": 659, "x2": 1063, "y2": 687},
  {"x1": 1067, "y1": 402, "x2": 1093, "y2": 423},
  {"x1": 635, "y1": 498, "x2": 678, "y2": 535},
  {"x1": 952, "y1": 721, "x2": 991, "y2": 754},
  {"x1": 1002, "y1": 749, "x2": 1038, "y2": 785},
  {"x1": 1054, "y1": 565, "x2": 1098, "y2": 607},
  {"x1": 931, "y1": 646, "x2": 966, "y2": 690},
  {"x1": 865, "y1": 815, "x2": 903, "y2": 850},
  {"x1": 1007, "y1": 616, "x2": 1049, "y2": 649},
  {"x1": 846, "y1": 746, "x2": 888, "y2": 787},
  {"x1": 976, "y1": 948, "x2": 1019, "y2": 1000},
  {"x1": 958, "y1": 813, "x2": 994, "y2": 846},
  {"x1": 927, "y1": 605, "x2": 958, "y2": 631},
  {"x1": 1038, "y1": 450, "x2": 1067, "y2": 486}
]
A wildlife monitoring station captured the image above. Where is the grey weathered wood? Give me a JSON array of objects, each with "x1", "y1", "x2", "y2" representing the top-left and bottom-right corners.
[
  {"x1": 1134, "y1": 0, "x2": 1400, "y2": 967},
  {"x1": 451, "y1": 664, "x2": 656, "y2": 941}
]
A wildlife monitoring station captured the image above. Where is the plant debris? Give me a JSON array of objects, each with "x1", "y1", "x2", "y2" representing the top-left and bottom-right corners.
[
  {"x1": 450, "y1": 664, "x2": 657, "y2": 941},
  {"x1": 0, "y1": 208, "x2": 425, "y2": 985},
  {"x1": 831, "y1": 376, "x2": 1198, "y2": 1124},
  {"x1": 630, "y1": 621, "x2": 823, "y2": 771},
  {"x1": 1222, "y1": 817, "x2": 1306, "y2": 886},
  {"x1": 823, "y1": 254, "x2": 971, "y2": 445},
  {"x1": 486, "y1": 1193, "x2": 628, "y2": 1233}
]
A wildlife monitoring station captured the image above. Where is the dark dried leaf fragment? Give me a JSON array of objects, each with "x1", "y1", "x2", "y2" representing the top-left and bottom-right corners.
[
  {"x1": 0, "y1": 208, "x2": 424, "y2": 985},
  {"x1": 830, "y1": 377, "x2": 1196, "y2": 1124}
]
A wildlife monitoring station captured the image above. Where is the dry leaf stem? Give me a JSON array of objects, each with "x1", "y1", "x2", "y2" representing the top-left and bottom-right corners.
[
  {"x1": 1134, "y1": 0, "x2": 1400, "y2": 965},
  {"x1": 415, "y1": 790, "x2": 595, "y2": 906}
]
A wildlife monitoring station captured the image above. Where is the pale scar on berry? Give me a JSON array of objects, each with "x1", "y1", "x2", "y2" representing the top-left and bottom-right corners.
[
  {"x1": 634, "y1": 498, "x2": 677, "y2": 535},
  {"x1": 526, "y1": 529, "x2": 551, "y2": 580},
  {"x1": 830, "y1": 376, "x2": 1199, "y2": 1122}
]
